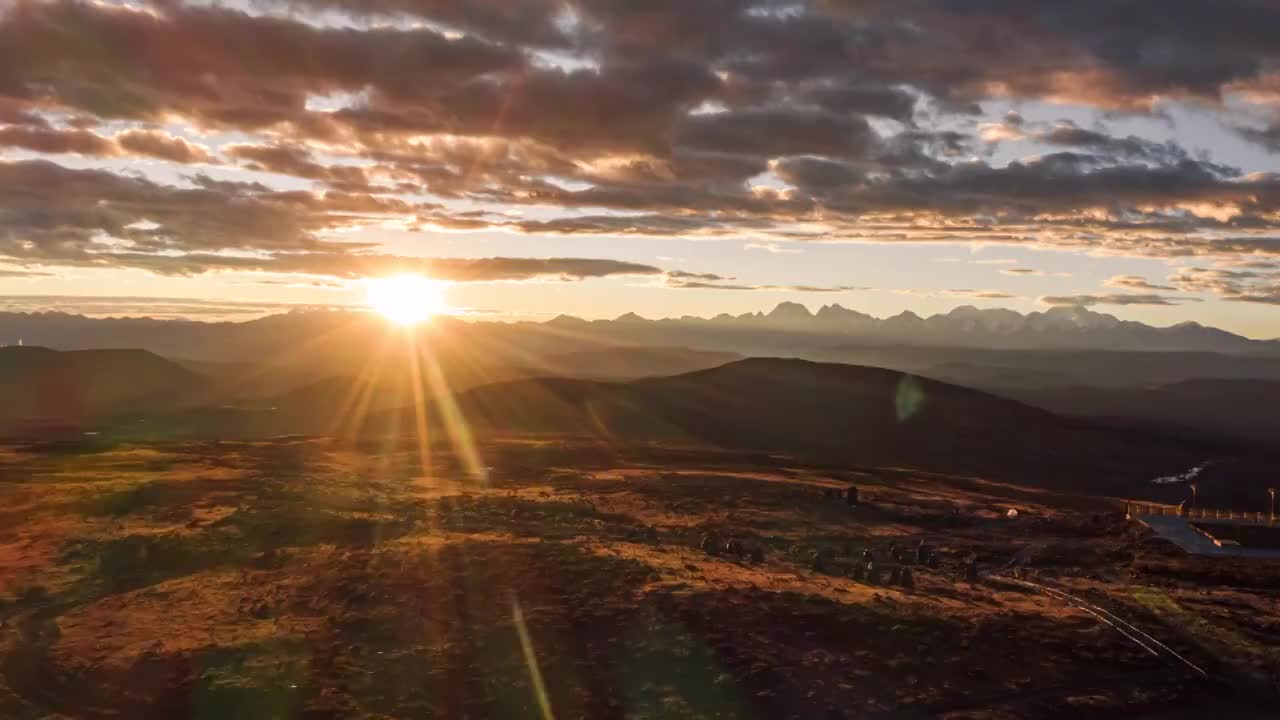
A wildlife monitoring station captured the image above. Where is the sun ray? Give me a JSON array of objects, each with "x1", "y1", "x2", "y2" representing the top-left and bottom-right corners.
[
  {"x1": 406, "y1": 333, "x2": 433, "y2": 480},
  {"x1": 416, "y1": 339, "x2": 486, "y2": 483}
]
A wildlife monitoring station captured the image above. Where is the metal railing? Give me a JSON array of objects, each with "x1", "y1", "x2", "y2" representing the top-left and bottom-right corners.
[{"x1": 1125, "y1": 501, "x2": 1277, "y2": 526}]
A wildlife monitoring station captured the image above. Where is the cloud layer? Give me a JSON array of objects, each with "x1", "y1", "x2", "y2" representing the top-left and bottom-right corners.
[{"x1": 1, "y1": 0, "x2": 1279, "y2": 301}]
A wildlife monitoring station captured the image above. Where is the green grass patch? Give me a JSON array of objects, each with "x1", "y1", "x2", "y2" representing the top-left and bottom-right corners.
[
  {"x1": 430, "y1": 495, "x2": 649, "y2": 540},
  {"x1": 1132, "y1": 588, "x2": 1280, "y2": 662},
  {"x1": 61, "y1": 533, "x2": 245, "y2": 598},
  {"x1": 215, "y1": 503, "x2": 416, "y2": 550},
  {"x1": 190, "y1": 639, "x2": 313, "y2": 720}
]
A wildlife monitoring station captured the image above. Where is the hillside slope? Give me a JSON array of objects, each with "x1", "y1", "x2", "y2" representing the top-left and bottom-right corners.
[
  {"x1": 0, "y1": 347, "x2": 207, "y2": 430},
  {"x1": 456, "y1": 358, "x2": 1205, "y2": 491},
  {"x1": 530, "y1": 347, "x2": 743, "y2": 379},
  {"x1": 988, "y1": 378, "x2": 1280, "y2": 450}
]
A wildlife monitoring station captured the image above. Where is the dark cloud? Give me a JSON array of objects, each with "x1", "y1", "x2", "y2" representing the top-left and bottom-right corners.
[
  {"x1": 0, "y1": 160, "x2": 404, "y2": 268},
  {"x1": 0, "y1": 0, "x2": 1279, "y2": 285},
  {"x1": 1105, "y1": 275, "x2": 1176, "y2": 292},
  {"x1": 945, "y1": 289, "x2": 1017, "y2": 300},
  {"x1": 0, "y1": 157, "x2": 673, "y2": 283},
  {"x1": 115, "y1": 130, "x2": 212, "y2": 163},
  {"x1": 1167, "y1": 265, "x2": 1280, "y2": 305},
  {"x1": 0, "y1": 0, "x2": 522, "y2": 128},
  {"x1": 821, "y1": 0, "x2": 1280, "y2": 109},
  {"x1": 0, "y1": 294, "x2": 342, "y2": 318},
  {"x1": 227, "y1": 143, "x2": 370, "y2": 189},
  {"x1": 1029, "y1": 123, "x2": 1191, "y2": 165},
  {"x1": 1224, "y1": 293, "x2": 1280, "y2": 305},
  {"x1": 1235, "y1": 123, "x2": 1280, "y2": 153},
  {"x1": 800, "y1": 82, "x2": 917, "y2": 122},
  {"x1": 832, "y1": 156, "x2": 1262, "y2": 220},
  {"x1": 667, "y1": 270, "x2": 733, "y2": 282},
  {"x1": 675, "y1": 109, "x2": 875, "y2": 159},
  {"x1": 19, "y1": 247, "x2": 665, "y2": 282},
  {"x1": 0, "y1": 269, "x2": 54, "y2": 278},
  {"x1": 5, "y1": 1, "x2": 1277, "y2": 141},
  {"x1": 501, "y1": 213, "x2": 768, "y2": 237},
  {"x1": 0, "y1": 125, "x2": 118, "y2": 156},
  {"x1": 1040, "y1": 293, "x2": 1201, "y2": 307},
  {"x1": 0, "y1": 125, "x2": 212, "y2": 164},
  {"x1": 0, "y1": 98, "x2": 49, "y2": 127},
  {"x1": 254, "y1": 0, "x2": 566, "y2": 47},
  {"x1": 413, "y1": 257, "x2": 663, "y2": 282},
  {"x1": 772, "y1": 156, "x2": 862, "y2": 191},
  {"x1": 666, "y1": 277, "x2": 864, "y2": 292}
]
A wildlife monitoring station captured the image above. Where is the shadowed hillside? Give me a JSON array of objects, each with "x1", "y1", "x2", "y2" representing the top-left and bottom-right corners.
[
  {"x1": 528, "y1": 347, "x2": 743, "y2": 379},
  {"x1": 455, "y1": 358, "x2": 1205, "y2": 492},
  {"x1": 0, "y1": 347, "x2": 207, "y2": 432},
  {"x1": 0, "y1": 350, "x2": 1221, "y2": 494},
  {"x1": 993, "y1": 378, "x2": 1280, "y2": 450}
]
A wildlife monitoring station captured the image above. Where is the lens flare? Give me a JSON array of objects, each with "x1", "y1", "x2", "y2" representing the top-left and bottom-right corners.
[{"x1": 366, "y1": 274, "x2": 449, "y2": 326}]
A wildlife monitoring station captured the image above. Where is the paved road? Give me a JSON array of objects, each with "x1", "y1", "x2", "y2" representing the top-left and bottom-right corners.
[{"x1": 1137, "y1": 515, "x2": 1280, "y2": 559}]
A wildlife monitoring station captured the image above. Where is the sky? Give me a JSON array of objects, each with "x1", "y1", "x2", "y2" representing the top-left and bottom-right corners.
[{"x1": 1, "y1": 1, "x2": 1280, "y2": 337}]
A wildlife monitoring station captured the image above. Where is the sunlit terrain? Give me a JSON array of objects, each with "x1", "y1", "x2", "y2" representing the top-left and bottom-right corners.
[{"x1": 2, "y1": 437, "x2": 1275, "y2": 718}]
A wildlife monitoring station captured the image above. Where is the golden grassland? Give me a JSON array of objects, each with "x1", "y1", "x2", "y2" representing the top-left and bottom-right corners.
[{"x1": 0, "y1": 438, "x2": 1276, "y2": 719}]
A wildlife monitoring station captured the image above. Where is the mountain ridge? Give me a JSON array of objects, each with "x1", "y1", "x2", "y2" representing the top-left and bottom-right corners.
[
  {"x1": 516, "y1": 302, "x2": 1273, "y2": 354},
  {"x1": 0, "y1": 302, "x2": 1274, "y2": 358}
]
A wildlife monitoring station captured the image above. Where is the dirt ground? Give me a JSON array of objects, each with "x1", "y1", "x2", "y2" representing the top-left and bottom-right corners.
[{"x1": 0, "y1": 436, "x2": 1276, "y2": 719}]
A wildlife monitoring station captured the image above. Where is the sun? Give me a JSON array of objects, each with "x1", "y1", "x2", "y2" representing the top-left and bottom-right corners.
[{"x1": 365, "y1": 274, "x2": 450, "y2": 326}]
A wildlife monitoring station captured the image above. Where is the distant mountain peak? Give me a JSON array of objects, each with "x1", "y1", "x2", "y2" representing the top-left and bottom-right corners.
[
  {"x1": 547, "y1": 313, "x2": 589, "y2": 326},
  {"x1": 767, "y1": 301, "x2": 813, "y2": 320},
  {"x1": 816, "y1": 303, "x2": 871, "y2": 318},
  {"x1": 0, "y1": 301, "x2": 1266, "y2": 359}
]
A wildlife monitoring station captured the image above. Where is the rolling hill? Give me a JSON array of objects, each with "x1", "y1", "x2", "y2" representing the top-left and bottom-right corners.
[
  {"x1": 0, "y1": 348, "x2": 1223, "y2": 494},
  {"x1": 450, "y1": 358, "x2": 1206, "y2": 491},
  {"x1": 527, "y1": 347, "x2": 743, "y2": 379},
  {"x1": 0, "y1": 346, "x2": 208, "y2": 432},
  {"x1": 987, "y1": 378, "x2": 1280, "y2": 450}
]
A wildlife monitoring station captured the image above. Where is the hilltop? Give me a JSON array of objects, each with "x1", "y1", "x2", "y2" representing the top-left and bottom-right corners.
[
  {"x1": 452, "y1": 358, "x2": 1202, "y2": 492},
  {"x1": 0, "y1": 346, "x2": 206, "y2": 431}
]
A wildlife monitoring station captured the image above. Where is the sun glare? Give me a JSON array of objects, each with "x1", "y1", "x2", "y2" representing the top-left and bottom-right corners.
[{"x1": 365, "y1": 274, "x2": 450, "y2": 326}]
